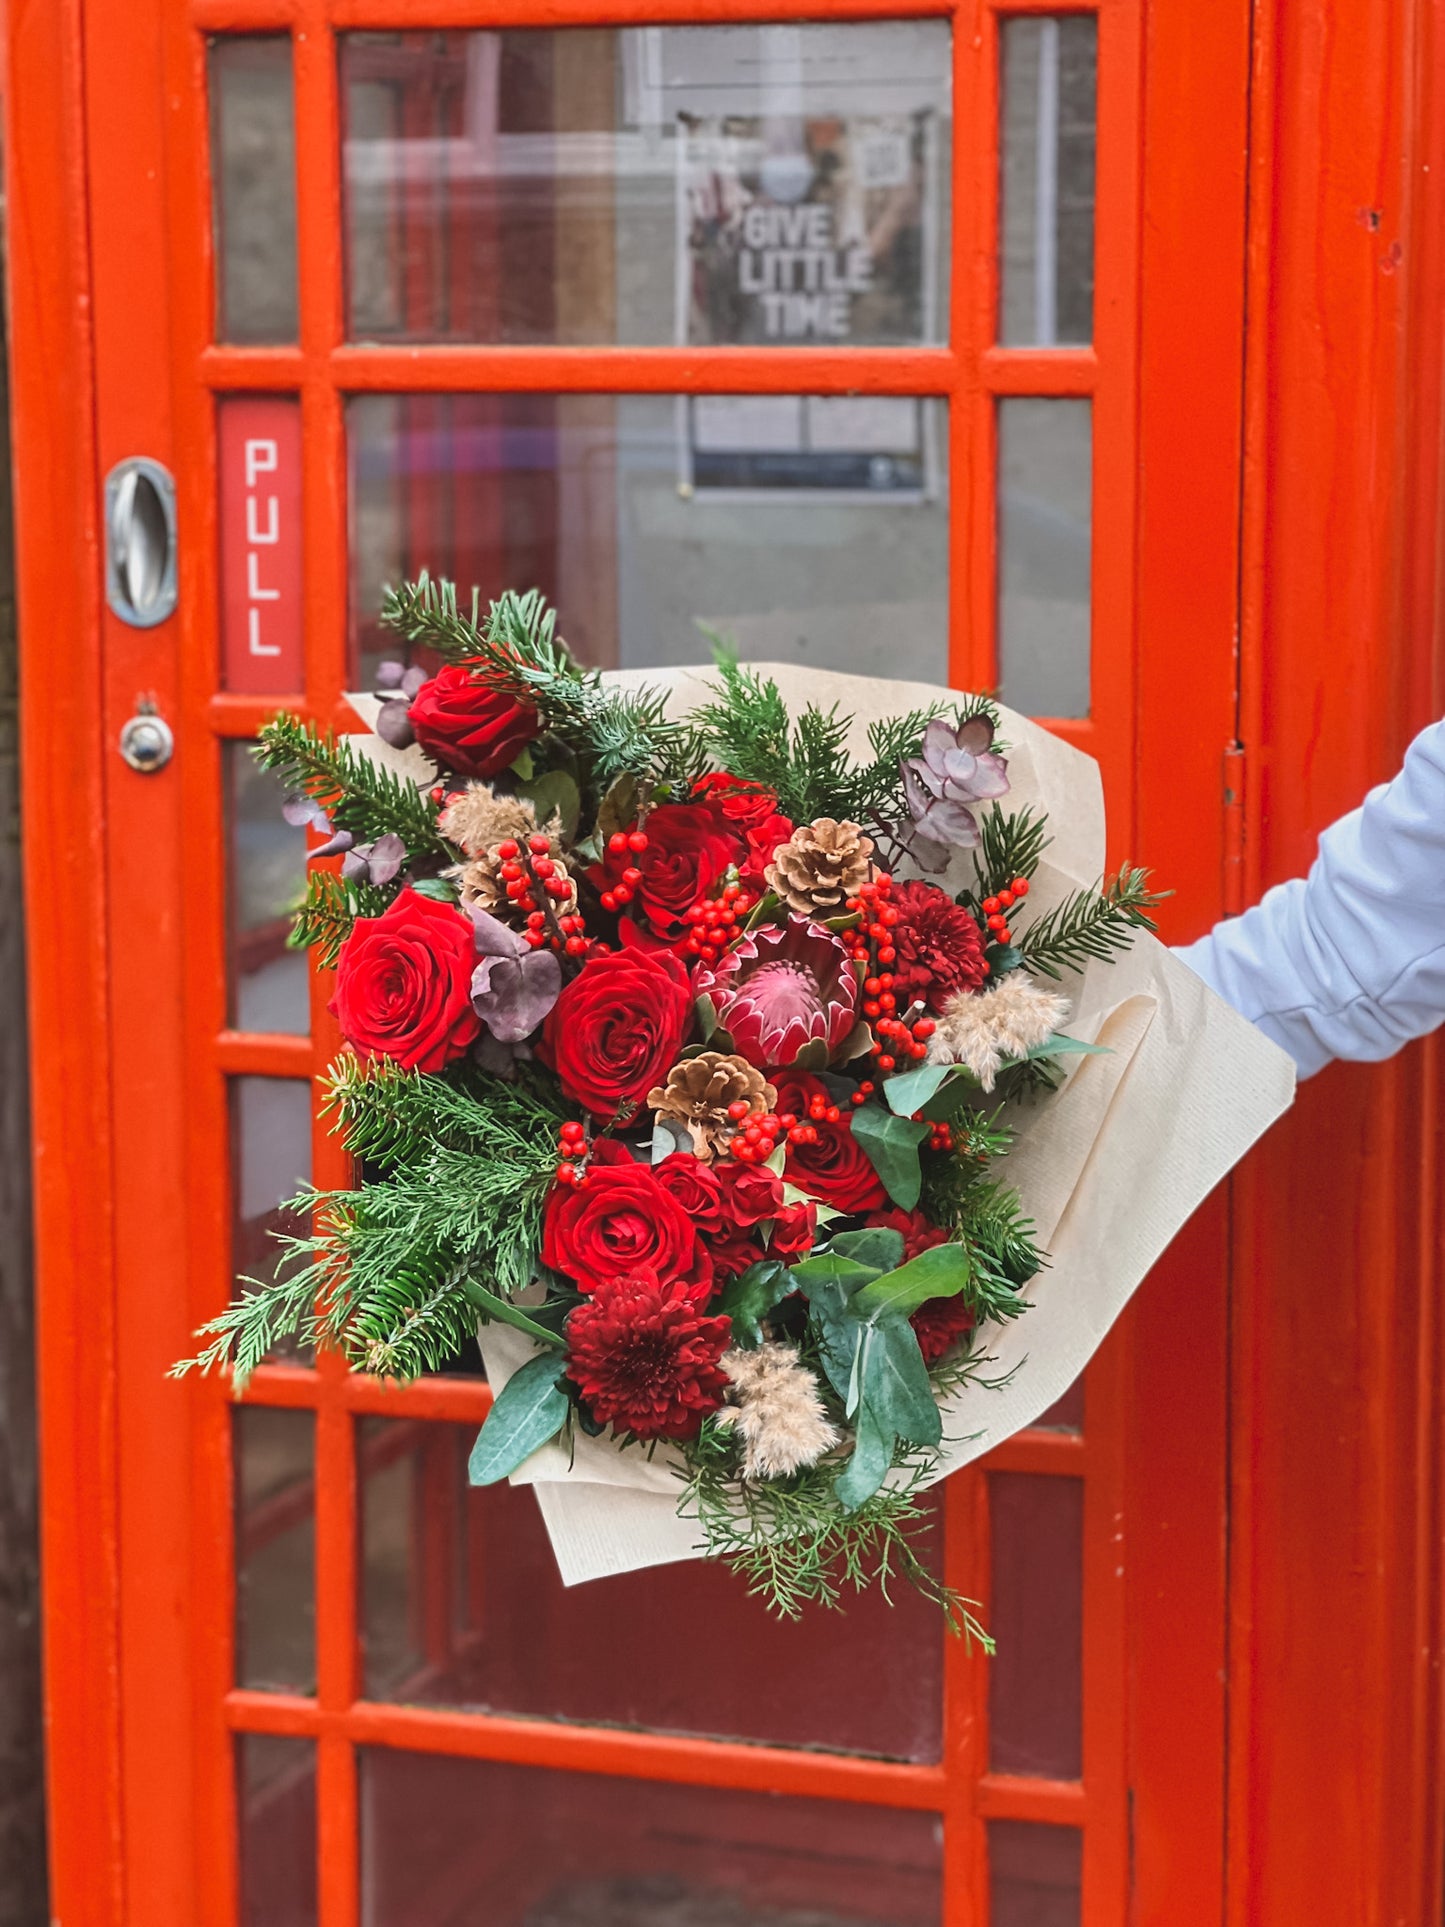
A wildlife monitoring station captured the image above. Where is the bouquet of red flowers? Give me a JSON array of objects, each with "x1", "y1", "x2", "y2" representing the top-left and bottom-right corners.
[{"x1": 179, "y1": 581, "x2": 1288, "y2": 1632}]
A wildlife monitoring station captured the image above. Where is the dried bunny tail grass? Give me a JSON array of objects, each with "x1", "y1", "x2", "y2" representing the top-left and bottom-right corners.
[
  {"x1": 439, "y1": 783, "x2": 538, "y2": 857},
  {"x1": 718, "y1": 1342, "x2": 840, "y2": 1481},
  {"x1": 928, "y1": 973, "x2": 1071, "y2": 1092}
]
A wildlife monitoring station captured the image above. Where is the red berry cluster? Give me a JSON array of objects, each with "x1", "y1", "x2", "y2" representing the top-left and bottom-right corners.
[
  {"x1": 493, "y1": 834, "x2": 594, "y2": 957},
  {"x1": 554, "y1": 1118, "x2": 589, "y2": 1187},
  {"x1": 923, "y1": 1115, "x2": 955, "y2": 1152},
  {"x1": 724, "y1": 1101, "x2": 787, "y2": 1162},
  {"x1": 843, "y1": 873, "x2": 900, "y2": 967},
  {"x1": 599, "y1": 828, "x2": 651, "y2": 915},
  {"x1": 981, "y1": 875, "x2": 1031, "y2": 946},
  {"x1": 844, "y1": 874, "x2": 928, "y2": 1072},
  {"x1": 683, "y1": 877, "x2": 756, "y2": 963}
]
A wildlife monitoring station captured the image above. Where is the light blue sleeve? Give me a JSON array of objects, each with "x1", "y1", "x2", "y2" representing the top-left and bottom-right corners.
[{"x1": 1174, "y1": 718, "x2": 1445, "y2": 1078}]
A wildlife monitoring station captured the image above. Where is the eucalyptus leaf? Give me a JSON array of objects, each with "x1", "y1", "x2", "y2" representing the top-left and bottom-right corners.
[
  {"x1": 459, "y1": 1279, "x2": 566, "y2": 1349},
  {"x1": 716, "y1": 1258, "x2": 794, "y2": 1349},
  {"x1": 834, "y1": 1401, "x2": 893, "y2": 1509},
  {"x1": 467, "y1": 1352, "x2": 568, "y2": 1485},
  {"x1": 863, "y1": 1319, "x2": 942, "y2": 1447},
  {"x1": 650, "y1": 1115, "x2": 694, "y2": 1163},
  {"x1": 849, "y1": 1105, "x2": 930, "y2": 1211},
  {"x1": 851, "y1": 1242, "x2": 972, "y2": 1322},
  {"x1": 811, "y1": 1298, "x2": 865, "y2": 1406}
]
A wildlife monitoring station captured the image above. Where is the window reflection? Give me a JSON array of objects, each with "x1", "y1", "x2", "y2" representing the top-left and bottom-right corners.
[
  {"x1": 210, "y1": 37, "x2": 299, "y2": 343},
  {"x1": 997, "y1": 397, "x2": 1091, "y2": 718},
  {"x1": 340, "y1": 24, "x2": 951, "y2": 348},
  {"x1": 226, "y1": 743, "x2": 310, "y2": 1035},
  {"x1": 999, "y1": 18, "x2": 1097, "y2": 347},
  {"x1": 235, "y1": 1406, "x2": 316, "y2": 1692}
]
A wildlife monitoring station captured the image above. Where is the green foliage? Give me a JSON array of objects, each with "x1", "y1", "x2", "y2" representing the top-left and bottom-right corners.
[
  {"x1": 693, "y1": 652, "x2": 968, "y2": 826},
  {"x1": 468, "y1": 1352, "x2": 569, "y2": 1485},
  {"x1": 848, "y1": 1104, "x2": 930, "y2": 1210},
  {"x1": 380, "y1": 575, "x2": 704, "y2": 790},
  {"x1": 679, "y1": 1421, "x2": 990, "y2": 1644},
  {"x1": 1017, "y1": 864, "x2": 1168, "y2": 981},
  {"x1": 715, "y1": 1259, "x2": 794, "y2": 1350},
  {"x1": 962, "y1": 802, "x2": 1051, "y2": 909},
  {"x1": 289, "y1": 869, "x2": 395, "y2": 968},
  {"x1": 255, "y1": 713, "x2": 446, "y2": 858},
  {"x1": 919, "y1": 1151, "x2": 1044, "y2": 1325},
  {"x1": 174, "y1": 1064, "x2": 566, "y2": 1389}
]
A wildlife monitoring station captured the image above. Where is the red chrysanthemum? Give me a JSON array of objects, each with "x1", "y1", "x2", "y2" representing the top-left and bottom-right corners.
[
  {"x1": 564, "y1": 1272, "x2": 732, "y2": 1441},
  {"x1": 908, "y1": 1292, "x2": 976, "y2": 1367},
  {"x1": 866, "y1": 1207, "x2": 951, "y2": 1265},
  {"x1": 889, "y1": 880, "x2": 990, "y2": 1014}
]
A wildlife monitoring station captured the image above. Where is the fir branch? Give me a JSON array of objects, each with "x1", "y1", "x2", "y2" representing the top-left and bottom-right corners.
[
  {"x1": 255, "y1": 714, "x2": 446, "y2": 858},
  {"x1": 1016, "y1": 864, "x2": 1168, "y2": 981},
  {"x1": 323, "y1": 1056, "x2": 567, "y2": 1171},
  {"x1": 290, "y1": 869, "x2": 395, "y2": 968},
  {"x1": 962, "y1": 802, "x2": 1052, "y2": 909},
  {"x1": 380, "y1": 575, "x2": 703, "y2": 790},
  {"x1": 678, "y1": 1422, "x2": 991, "y2": 1645}
]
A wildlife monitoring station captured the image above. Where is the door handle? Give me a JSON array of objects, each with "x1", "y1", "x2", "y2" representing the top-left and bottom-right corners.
[{"x1": 104, "y1": 456, "x2": 178, "y2": 627}]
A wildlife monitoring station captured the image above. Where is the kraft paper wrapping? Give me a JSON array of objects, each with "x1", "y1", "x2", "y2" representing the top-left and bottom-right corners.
[{"x1": 348, "y1": 666, "x2": 1296, "y2": 1586}]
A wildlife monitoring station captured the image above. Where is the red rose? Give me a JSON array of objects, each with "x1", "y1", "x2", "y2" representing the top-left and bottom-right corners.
[
  {"x1": 539, "y1": 944, "x2": 692, "y2": 1120},
  {"x1": 408, "y1": 664, "x2": 540, "y2": 779},
  {"x1": 652, "y1": 1152, "x2": 726, "y2": 1234},
  {"x1": 708, "y1": 1229, "x2": 768, "y2": 1279},
  {"x1": 773, "y1": 1072, "x2": 887, "y2": 1212},
  {"x1": 715, "y1": 1160, "x2": 784, "y2": 1229},
  {"x1": 741, "y1": 812, "x2": 796, "y2": 887},
  {"x1": 593, "y1": 804, "x2": 745, "y2": 942},
  {"x1": 691, "y1": 772, "x2": 783, "y2": 832},
  {"x1": 770, "y1": 1199, "x2": 817, "y2": 1258},
  {"x1": 541, "y1": 1151, "x2": 711, "y2": 1298},
  {"x1": 329, "y1": 887, "x2": 480, "y2": 1072}
]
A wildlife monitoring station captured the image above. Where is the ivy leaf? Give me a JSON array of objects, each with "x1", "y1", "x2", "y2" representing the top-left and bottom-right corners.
[
  {"x1": 851, "y1": 1242, "x2": 972, "y2": 1322},
  {"x1": 829, "y1": 1226, "x2": 906, "y2": 1273},
  {"x1": 467, "y1": 1351, "x2": 568, "y2": 1485},
  {"x1": 882, "y1": 1062, "x2": 954, "y2": 1116},
  {"x1": 459, "y1": 1280, "x2": 566, "y2": 1349},
  {"x1": 834, "y1": 1399, "x2": 893, "y2": 1509},
  {"x1": 986, "y1": 942, "x2": 1024, "y2": 977},
  {"x1": 788, "y1": 1251, "x2": 883, "y2": 1293},
  {"x1": 849, "y1": 1105, "x2": 930, "y2": 1211},
  {"x1": 518, "y1": 769, "x2": 582, "y2": 840},
  {"x1": 716, "y1": 1259, "x2": 794, "y2": 1349}
]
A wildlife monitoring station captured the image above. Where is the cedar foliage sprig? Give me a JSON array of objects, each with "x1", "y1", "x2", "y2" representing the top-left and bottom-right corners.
[
  {"x1": 255, "y1": 712, "x2": 448, "y2": 858},
  {"x1": 679, "y1": 1422, "x2": 991, "y2": 1645},
  {"x1": 173, "y1": 1065, "x2": 566, "y2": 1388},
  {"x1": 1017, "y1": 864, "x2": 1168, "y2": 980},
  {"x1": 694, "y1": 652, "x2": 978, "y2": 825},
  {"x1": 380, "y1": 575, "x2": 704, "y2": 789}
]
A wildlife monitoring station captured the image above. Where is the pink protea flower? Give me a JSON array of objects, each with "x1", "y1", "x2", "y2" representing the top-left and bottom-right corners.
[{"x1": 695, "y1": 918, "x2": 860, "y2": 1070}]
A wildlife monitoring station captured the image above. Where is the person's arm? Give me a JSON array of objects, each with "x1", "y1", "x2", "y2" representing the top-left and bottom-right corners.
[{"x1": 1175, "y1": 718, "x2": 1445, "y2": 1078}]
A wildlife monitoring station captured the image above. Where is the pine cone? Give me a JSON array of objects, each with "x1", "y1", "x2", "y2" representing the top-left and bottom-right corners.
[
  {"x1": 453, "y1": 837, "x2": 577, "y2": 921},
  {"x1": 646, "y1": 1052, "x2": 778, "y2": 1161},
  {"x1": 765, "y1": 818, "x2": 875, "y2": 918}
]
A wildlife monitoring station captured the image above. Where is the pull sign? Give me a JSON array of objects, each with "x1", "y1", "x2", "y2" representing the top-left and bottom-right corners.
[
  {"x1": 219, "y1": 397, "x2": 303, "y2": 693},
  {"x1": 105, "y1": 458, "x2": 178, "y2": 628}
]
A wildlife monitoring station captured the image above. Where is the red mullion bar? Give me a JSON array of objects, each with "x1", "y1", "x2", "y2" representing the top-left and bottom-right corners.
[
  {"x1": 192, "y1": 0, "x2": 300, "y2": 24},
  {"x1": 976, "y1": 1775, "x2": 1087, "y2": 1822},
  {"x1": 941, "y1": 1466, "x2": 989, "y2": 1927},
  {"x1": 328, "y1": 0, "x2": 950, "y2": 23},
  {"x1": 950, "y1": 0, "x2": 999, "y2": 698},
  {"x1": 986, "y1": 1427, "x2": 1088, "y2": 1477},
  {"x1": 329, "y1": 344, "x2": 956, "y2": 396},
  {"x1": 294, "y1": 10, "x2": 360, "y2": 1924},
  {"x1": 210, "y1": 691, "x2": 307, "y2": 736},
  {"x1": 982, "y1": 347, "x2": 1097, "y2": 395},
  {"x1": 240, "y1": 1365, "x2": 492, "y2": 1424},
  {"x1": 199, "y1": 345, "x2": 306, "y2": 389},
  {"x1": 990, "y1": 0, "x2": 1100, "y2": 14},
  {"x1": 215, "y1": 1031, "x2": 314, "y2": 1076},
  {"x1": 1080, "y1": 1323, "x2": 1131, "y2": 1920}
]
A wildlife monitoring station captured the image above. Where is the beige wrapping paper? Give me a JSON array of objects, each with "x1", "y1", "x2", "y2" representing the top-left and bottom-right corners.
[{"x1": 349, "y1": 666, "x2": 1296, "y2": 1586}]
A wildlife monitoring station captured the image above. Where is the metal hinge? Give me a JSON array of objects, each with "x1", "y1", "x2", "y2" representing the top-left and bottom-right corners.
[{"x1": 1222, "y1": 742, "x2": 1247, "y2": 915}]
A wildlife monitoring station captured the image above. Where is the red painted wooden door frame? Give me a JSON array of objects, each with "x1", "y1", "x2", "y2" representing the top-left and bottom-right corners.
[{"x1": 5, "y1": 0, "x2": 1443, "y2": 1922}]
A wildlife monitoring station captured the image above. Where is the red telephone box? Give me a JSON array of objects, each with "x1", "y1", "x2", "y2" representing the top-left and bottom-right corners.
[{"x1": 6, "y1": 0, "x2": 1443, "y2": 1922}]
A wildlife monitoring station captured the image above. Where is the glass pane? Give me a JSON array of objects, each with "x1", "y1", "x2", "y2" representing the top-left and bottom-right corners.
[
  {"x1": 997, "y1": 397, "x2": 1091, "y2": 718},
  {"x1": 227, "y1": 744, "x2": 310, "y2": 1034},
  {"x1": 999, "y1": 18, "x2": 1096, "y2": 346},
  {"x1": 360, "y1": 1749, "x2": 943, "y2": 1926},
  {"x1": 239, "y1": 1734, "x2": 317, "y2": 1925},
  {"x1": 1035, "y1": 1374, "x2": 1084, "y2": 1432},
  {"x1": 341, "y1": 24, "x2": 951, "y2": 348},
  {"x1": 359, "y1": 1420, "x2": 944, "y2": 1762},
  {"x1": 235, "y1": 1406, "x2": 315, "y2": 1691},
  {"x1": 989, "y1": 1822, "x2": 1081, "y2": 1927},
  {"x1": 347, "y1": 392, "x2": 948, "y2": 686},
  {"x1": 988, "y1": 1474, "x2": 1083, "y2": 1780},
  {"x1": 210, "y1": 37, "x2": 299, "y2": 343},
  {"x1": 232, "y1": 1077, "x2": 312, "y2": 1368}
]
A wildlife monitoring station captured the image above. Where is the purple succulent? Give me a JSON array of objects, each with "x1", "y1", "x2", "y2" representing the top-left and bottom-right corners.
[
  {"x1": 469, "y1": 907, "x2": 562, "y2": 1044},
  {"x1": 900, "y1": 716, "x2": 1010, "y2": 864},
  {"x1": 693, "y1": 918, "x2": 860, "y2": 1070}
]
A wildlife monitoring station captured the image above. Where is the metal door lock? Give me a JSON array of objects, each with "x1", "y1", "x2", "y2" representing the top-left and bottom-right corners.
[{"x1": 119, "y1": 700, "x2": 174, "y2": 774}]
